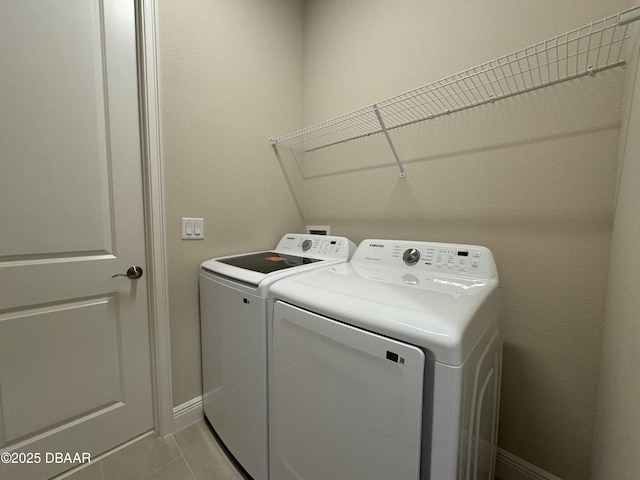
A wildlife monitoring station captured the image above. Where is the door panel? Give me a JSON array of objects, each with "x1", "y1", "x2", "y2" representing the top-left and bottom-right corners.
[
  {"x1": 0, "y1": 1, "x2": 152, "y2": 478},
  {"x1": 0, "y1": 0, "x2": 112, "y2": 259},
  {"x1": 0, "y1": 295, "x2": 122, "y2": 445}
]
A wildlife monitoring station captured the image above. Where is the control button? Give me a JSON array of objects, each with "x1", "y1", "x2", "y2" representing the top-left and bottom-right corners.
[
  {"x1": 403, "y1": 248, "x2": 421, "y2": 266},
  {"x1": 402, "y1": 274, "x2": 420, "y2": 285},
  {"x1": 302, "y1": 239, "x2": 313, "y2": 251},
  {"x1": 473, "y1": 251, "x2": 481, "y2": 258},
  {"x1": 471, "y1": 259, "x2": 480, "y2": 269}
]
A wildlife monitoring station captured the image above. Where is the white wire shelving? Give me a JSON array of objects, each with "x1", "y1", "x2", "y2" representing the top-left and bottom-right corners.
[{"x1": 270, "y1": 6, "x2": 640, "y2": 177}]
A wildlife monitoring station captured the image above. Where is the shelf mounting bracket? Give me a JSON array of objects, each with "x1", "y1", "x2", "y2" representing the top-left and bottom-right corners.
[{"x1": 373, "y1": 104, "x2": 405, "y2": 178}]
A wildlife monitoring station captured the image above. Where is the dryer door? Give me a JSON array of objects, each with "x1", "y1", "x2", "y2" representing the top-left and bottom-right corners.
[{"x1": 271, "y1": 301, "x2": 426, "y2": 480}]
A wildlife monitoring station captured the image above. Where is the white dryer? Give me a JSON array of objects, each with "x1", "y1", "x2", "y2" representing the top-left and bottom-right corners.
[
  {"x1": 199, "y1": 233, "x2": 355, "y2": 480},
  {"x1": 268, "y1": 239, "x2": 503, "y2": 480}
]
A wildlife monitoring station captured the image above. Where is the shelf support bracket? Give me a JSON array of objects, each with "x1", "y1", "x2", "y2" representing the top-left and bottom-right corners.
[
  {"x1": 373, "y1": 104, "x2": 405, "y2": 178},
  {"x1": 270, "y1": 141, "x2": 304, "y2": 217}
]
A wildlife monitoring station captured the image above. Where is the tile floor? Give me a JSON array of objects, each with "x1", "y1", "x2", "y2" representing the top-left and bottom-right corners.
[
  {"x1": 55, "y1": 421, "x2": 503, "y2": 480},
  {"x1": 57, "y1": 420, "x2": 247, "y2": 480}
]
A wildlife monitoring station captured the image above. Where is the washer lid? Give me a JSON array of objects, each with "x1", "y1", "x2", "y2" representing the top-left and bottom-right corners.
[
  {"x1": 201, "y1": 252, "x2": 325, "y2": 288},
  {"x1": 216, "y1": 251, "x2": 322, "y2": 274},
  {"x1": 269, "y1": 246, "x2": 502, "y2": 367}
]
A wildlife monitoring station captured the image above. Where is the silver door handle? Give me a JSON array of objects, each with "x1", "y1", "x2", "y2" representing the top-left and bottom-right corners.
[{"x1": 112, "y1": 266, "x2": 144, "y2": 279}]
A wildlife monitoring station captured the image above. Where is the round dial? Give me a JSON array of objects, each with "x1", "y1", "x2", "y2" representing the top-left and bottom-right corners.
[
  {"x1": 403, "y1": 248, "x2": 421, "y2": 266},
  {"x1": 301, "y1": 239, "x2": 313, "y2": 251}
]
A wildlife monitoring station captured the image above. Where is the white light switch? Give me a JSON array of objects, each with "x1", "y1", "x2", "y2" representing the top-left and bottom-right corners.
[{"x1": 182, "y1": 217, "x2": 204, "y2": 240}]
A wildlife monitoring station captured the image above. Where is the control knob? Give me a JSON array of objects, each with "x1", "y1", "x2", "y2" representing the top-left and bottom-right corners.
[
  {"x1": 403, "y1": 248, "x2": 421, "y2": 266},
  {"x1": 302, "y1": 239, "x2": 313, "y2": 251}
]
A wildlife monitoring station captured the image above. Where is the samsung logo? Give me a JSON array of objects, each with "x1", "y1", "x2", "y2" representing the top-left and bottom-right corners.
[{"x1": 369, "y1": 243, "x2": 385, "y2": 248}]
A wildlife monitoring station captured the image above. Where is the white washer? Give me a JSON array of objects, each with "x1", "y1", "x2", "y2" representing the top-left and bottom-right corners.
[
  {"x1": 199, "y1": 234, "x2": 356, "y2": 480},
  {"x1": 268, "y1": 239, "x2": 503, "y2": 480}
]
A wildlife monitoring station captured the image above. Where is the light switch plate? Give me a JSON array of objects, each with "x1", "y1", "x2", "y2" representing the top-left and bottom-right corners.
[{"x1": 182, "y1": 217, "x2": 204, "y2": 240}]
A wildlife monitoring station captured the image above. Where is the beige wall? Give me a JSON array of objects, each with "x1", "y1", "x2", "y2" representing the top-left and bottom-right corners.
[
  {"x1": 300, "y1": 1, "x2": 628, "y2": 479},
  {"x1": 591, "y1": 27, "x2": 640, "y2": 480},
  {"x1": 157, "y1": 0, "x2": 305, "y2": 406},
  {"x1": 158, "y1": 0, "x2": 637, "y2": 478}
]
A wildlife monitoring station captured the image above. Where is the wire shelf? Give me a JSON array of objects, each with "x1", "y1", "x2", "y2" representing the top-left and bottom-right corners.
[{"x1": 270, "y1": 9, "x2": 637, "y2": 171}]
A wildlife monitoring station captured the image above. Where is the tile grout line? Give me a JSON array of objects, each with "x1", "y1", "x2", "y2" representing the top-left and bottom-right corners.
[
  {"x1": 141, "y1": 456, "x2": 186, "y2": 480},
  {"x1": 170, "y1": 434, "x2": 197, "y2": 480}
]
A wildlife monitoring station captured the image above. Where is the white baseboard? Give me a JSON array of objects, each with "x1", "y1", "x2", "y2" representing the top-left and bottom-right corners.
[
  {"x1": 496, "y1": 448, "x2": 563, "y2": 480},
  {"x1": 172, "y1": 395, "x2": 204, "y2": 432}
]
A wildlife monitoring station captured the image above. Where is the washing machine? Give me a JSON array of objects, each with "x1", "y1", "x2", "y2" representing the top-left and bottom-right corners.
[
  {"x1": 268, "y1": 239, "x2": 503, "y2": 480},
  {"x1": 199, "y1": 233, "x2": 356, "y2": 480}
]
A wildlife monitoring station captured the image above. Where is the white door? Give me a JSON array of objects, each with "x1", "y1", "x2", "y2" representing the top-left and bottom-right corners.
[
  {"x1": 270, "y1": 301, "x2": 426, "y2": 480},
  {"x1": 0, "y1": 1, "x2": 152, "y2": 479}
]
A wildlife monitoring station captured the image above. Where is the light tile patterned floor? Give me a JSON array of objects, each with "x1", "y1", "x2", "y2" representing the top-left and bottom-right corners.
[{"x1": 57, "y1": 420, "x2": 246, "y2": 480}]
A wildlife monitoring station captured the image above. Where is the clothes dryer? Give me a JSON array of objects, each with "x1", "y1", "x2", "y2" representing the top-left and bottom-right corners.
[
  {"x1": 199, "y1": 234, "x2": 355, "y2": 480},
  {"x1": 268, "y1": 239, "x2": 502, "y2": 480}
]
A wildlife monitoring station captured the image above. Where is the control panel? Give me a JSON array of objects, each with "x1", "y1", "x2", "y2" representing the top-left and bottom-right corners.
[
  {"x1": 275, "y1": 234, "x2": 356, "y2": 260},
  {"x1": 352, "y1": 239, "x2": 497, "y2": 279}
]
